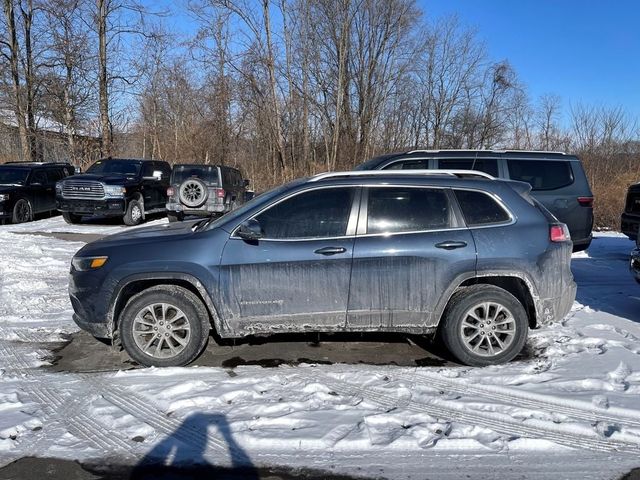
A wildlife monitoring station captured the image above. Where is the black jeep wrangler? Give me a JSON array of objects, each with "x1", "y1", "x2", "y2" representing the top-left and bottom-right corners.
[
  {"x1": 56, "y1": 158, "x2": 171, "y2": 226},
  {"x1": 165, "y1": 164, "x2": 250, "y2": 222},
  {"x1": 0, "y1": 162, "x2": 74, "y2": 224}
]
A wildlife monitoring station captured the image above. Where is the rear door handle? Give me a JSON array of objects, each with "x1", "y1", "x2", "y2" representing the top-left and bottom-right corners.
[
  {"x1": 435, "y1": 241, "x2": 467, "y2": 250},
  {"x1": 314, "y1": 246, "x2": 347, "y2": 256}
]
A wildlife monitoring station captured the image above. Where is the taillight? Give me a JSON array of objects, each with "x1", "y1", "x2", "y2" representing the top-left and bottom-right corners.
[
  {"x1": 577, "y1": 196, "x2": 594, "y2": 207},
  {"x1": 167, "y1": 187, "x2": 175, "y2": 196},
  {"x1": 215, "y1": 188, "x2": 226, "y2": 199},
  {"x1": 550, "y1": 224, "x2": 569, "y2": 242}
]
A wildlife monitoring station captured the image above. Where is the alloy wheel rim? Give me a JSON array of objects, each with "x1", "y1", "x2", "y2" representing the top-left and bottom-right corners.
[
  {"x1": 132, "y1": 303, "x2": 192, "y2": 359},
  {"x1": 16, "y1": 201, "x2": 30, "y2": 222},
  {"x1": 459, "y1": 301, "x2": 516, "y2": 357},
  {"x1": 131, "y1": 205, "x2": 142, "y2": 222}
]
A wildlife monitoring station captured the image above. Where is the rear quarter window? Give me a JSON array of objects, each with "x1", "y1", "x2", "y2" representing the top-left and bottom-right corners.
[
  {"x1": 454, "y1": 190, "x2": 511, "y2": 226},
  {"x1": 507, "y1": 160, "x2": 573, "y2": 191}
]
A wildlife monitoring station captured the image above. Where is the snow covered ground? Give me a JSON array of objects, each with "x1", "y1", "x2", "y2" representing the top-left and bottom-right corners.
[{"x1": 0, "y1": 218, "x2": 639, "y2": 478}]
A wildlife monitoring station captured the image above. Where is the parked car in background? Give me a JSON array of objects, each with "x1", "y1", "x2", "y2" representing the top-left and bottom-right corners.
[
  {"x1": 69, "y1": 170, "x2": 576, "y2": 368},
  {"x1": 621, "y1": 183, "x2": 640, "y2": 240},
  {"x1": 56, "y1": 158, "x2": 171, "y2": 226},
  {"x1": 356, "y1": 150, "x2": 594, "y2": 251},
  {"x1": 0, "y1": 162, "x2": 74, "y2": 224},
  {"x1": 166, "y1": 164, "x2": 250, "y2": 222}
]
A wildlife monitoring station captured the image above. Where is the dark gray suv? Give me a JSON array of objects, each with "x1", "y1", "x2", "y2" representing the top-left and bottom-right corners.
[
  {"x1": 69, "y1": 170, "x2": 576, "y2": 367},
  {"x1": 356, "y1": 150, "x2": 594, "y2": 251}
]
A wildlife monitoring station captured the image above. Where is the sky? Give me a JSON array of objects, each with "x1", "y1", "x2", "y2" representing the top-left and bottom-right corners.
[
  {"x1": 421, "y1": 0, "x2": 640, "y2": 119},
  {"x1": 154, "y1": 0, "x2": 640, "y2": 121}
]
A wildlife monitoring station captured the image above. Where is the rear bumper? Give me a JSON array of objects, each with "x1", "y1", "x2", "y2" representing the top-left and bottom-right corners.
[
  {"x1": 537, "y1": 280, "x2": 577, "y2": 326},
  {"x1": 166, "y1": 202, "x2": 226, "y2": 214},
  {"x1": 57, "y1": 198, "x2": 126, "y2": 217},
  {"x1": 621, "y1": 213, "x2": 640, "y2": 240}
]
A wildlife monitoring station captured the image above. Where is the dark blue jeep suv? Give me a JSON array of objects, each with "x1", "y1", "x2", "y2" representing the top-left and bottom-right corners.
[{"x1": 70, "y1": 170, "x2": 576, "y2": 367}]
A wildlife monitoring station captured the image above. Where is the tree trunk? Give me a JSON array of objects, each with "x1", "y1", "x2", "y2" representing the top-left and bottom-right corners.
[
  {"x1": 3, "y1": 0, "x2": 31, "y2": 161},
  {"x1": 97, "y1": 0, "x2": 112, "y2": 157}
]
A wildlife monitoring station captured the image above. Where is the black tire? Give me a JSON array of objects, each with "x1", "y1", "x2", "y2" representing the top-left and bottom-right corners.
[
  {"x1": 167, "y1": 211, "x2": 184, "y2": 223},
  {"x1": 123, "y1": 199, "x2": 143, "y2": 226},
  {"x1": 12, "y1": 198, "x2": 32, "y2": 223},
  {"x1": 119, "y1": 285, "x2": 210, "y2": 367},
  {"x1": 439, "y1": 285, "x2": 528, "y2": 367},
  {"x1": 62, "y1": 211, "x2": 82, "y2": 224}
]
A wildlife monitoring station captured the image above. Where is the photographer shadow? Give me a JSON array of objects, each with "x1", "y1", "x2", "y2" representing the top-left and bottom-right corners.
[{"x1": 130, "y1": 412, "x2": 258, "y2": 480}]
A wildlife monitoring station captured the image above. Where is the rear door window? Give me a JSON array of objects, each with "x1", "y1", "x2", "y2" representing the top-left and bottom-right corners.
[
  {"x1": 437, "y1": 158, "x2": 499, "y2": 177},
  {"x1": 454, "y1": 190, "x2": 511, "y2": 226},
  {"x1": 507, "y1": 160, "x2": 573, "y2": 191},
  {"x1": 366, "y1": 187, "x2": 452, "y2": 234}
]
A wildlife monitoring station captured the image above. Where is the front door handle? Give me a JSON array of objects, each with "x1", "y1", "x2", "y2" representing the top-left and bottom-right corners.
[
  {"x1": 435, "y1": 241, "x2": 467, "y2": 250},
  {"x1": 314, "y1": 246, "x2": 347, "y2": 256}
]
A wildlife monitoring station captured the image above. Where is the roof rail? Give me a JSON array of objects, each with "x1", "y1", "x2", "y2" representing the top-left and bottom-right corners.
[
  {"x1": 309, "y1": 169, "x2": 495, "y2": 182},
  {"x1": 405, "y1": 148, "x2": 567, "y2": 155}
]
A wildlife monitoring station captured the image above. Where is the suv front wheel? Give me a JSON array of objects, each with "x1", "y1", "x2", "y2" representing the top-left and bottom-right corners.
[
  {"x1": 119, "y1": 285, "x2": 210, "y2": 367},
  {"x1": 440, "y1": 285, "x2": 528, "y2": 367}
]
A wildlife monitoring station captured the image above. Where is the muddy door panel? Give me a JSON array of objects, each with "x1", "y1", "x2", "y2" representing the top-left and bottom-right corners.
[
  {"x1": 347, "y1": 230, "x2": 476, "y2": 331},
  {"x1": 219, "y1": 238, "x2": 354, "y2": 335}
]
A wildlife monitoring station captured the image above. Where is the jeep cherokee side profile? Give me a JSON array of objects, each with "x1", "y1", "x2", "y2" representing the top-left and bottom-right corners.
[
  {"x1": 69, "y1": 170, "x2": 576, "y2": 367},
  {"x1": 56, "y1": 158, "x2": 171, "y2": 226}
]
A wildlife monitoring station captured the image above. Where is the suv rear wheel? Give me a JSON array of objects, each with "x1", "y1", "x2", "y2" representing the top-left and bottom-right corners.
[
  {"x1": 12, "y1": 199, "x2": 32, "y2": 223},
  {"x1": 167, "y1": 211, "x2": 184, "y2": 223},
  {"x1": 119, "y1": 285, "x2": 210, "y2": 367},
  {"x1": 440, "y1": 285, "x2": 528, "y2": 366}
]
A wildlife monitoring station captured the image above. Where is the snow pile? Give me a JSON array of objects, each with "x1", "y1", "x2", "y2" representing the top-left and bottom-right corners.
[{"x1": 0, "y1": 222, "x2": 639, "y2": 478}]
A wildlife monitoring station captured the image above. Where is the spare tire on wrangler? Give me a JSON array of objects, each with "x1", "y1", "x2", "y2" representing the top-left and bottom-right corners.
[{"x1": 179, "y1": 178, "x2": 208, "y2": 208}]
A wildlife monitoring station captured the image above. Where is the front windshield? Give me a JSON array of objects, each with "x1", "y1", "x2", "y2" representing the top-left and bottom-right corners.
[
  {"x1": 87, "y1": 159, "x2": 141, "y2": 176},
  {"x1": 203, "y1": 178, "x2": 308, "y2": 231},
  {"x1": 0, "y1": 168, "x2": 29, "y2": 185}
]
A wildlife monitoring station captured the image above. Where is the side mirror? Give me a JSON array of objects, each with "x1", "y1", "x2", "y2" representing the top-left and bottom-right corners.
[
  {"x1": 243, "y1": 179, "x2": 250, "y2": 187},
  {"x1": 236, "y1": 218, "x2": 263, "y2": 241}
]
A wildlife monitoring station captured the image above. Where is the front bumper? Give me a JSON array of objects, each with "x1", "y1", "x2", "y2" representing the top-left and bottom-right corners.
[
  {"x1": 69, "y1": 270, "x2": 113, "y2": 339},
  {"x1": 621, "y1": 213, "x2": 640, "y2": 240},
  {"x1": 57, "y1": 198, "x2": 126, "y2": 216}
]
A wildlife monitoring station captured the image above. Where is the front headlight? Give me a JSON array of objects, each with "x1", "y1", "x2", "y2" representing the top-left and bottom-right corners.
[
  {"x1": 55, "y1": 182, "x2": 62, "y2": 192},
  {"x1": 104, "y1": 185, "x2": 126, "y2": 197},
  {"x1": 0, "y1": 194, "x2": 8, "y2": 202},
  {"x1": 71, "y1": 256, "x2": 108, "y2": 271}
]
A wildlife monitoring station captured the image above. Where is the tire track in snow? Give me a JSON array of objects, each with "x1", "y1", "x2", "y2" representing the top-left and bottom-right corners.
[
  {"x1": 24, "y1": 385, "x2": 137, "y2": 457},
  {"x1": 395, "y1": 371, "x2": 640, "y2": 429},
  {"x1": 303, "y1": 370, "x2": 640, "y2": 454},
  {"x1": 82, "y1": 376, "x2": 236, "y2": 465}
]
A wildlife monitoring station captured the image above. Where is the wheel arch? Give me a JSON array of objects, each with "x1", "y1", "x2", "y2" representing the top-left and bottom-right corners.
[
  {"x1": 108, "y1": 273, "x2": 225, "y2": 341},
  {"x1": 436, "y1": 273, "x2": 540, "y2": 330}
]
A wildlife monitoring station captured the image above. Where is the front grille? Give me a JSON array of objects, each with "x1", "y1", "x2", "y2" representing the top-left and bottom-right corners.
[{"x1": 62, "y1": 181, "x2": 104, "y2": 199}]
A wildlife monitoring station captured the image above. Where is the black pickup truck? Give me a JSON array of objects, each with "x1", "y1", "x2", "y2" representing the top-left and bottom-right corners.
[
  {"x1": 56, "y1": 158, "x2": 171, "y2": 225},
  {"x1": 0, "y1": 162, "x2": 74, "y2": 224}
]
